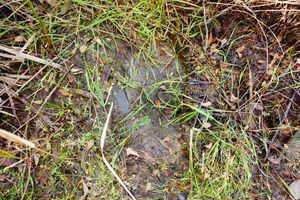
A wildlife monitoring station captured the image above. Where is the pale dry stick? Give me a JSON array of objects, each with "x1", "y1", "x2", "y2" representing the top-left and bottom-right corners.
[
  {"x1": 0, "y1": 52, "x2": 23, "y2": 61},
  {"x1": 4, "y1": 159, "x2": 24, "y2": 170},
  {"x1": 265, "y1": 0, "x2": 300, "y2": 5},
  {"x1": 0, "y1": 44, "x2": 62, "y2": 69},
  {"x1": 0, "y1": 129, "x2": 35, "y2": 148},
  {"x1": 0, "y1": 109, "x2": 14, "y2": 117},
  {"x1": 100, "y1": 103, "x2": 136, "y2": 200},
  {"x1": 189, "y1": 128, "x2": 195, "y2": 197},
  {"x1": 203, "y1": 5, "x2": 209, "y2": 52}
]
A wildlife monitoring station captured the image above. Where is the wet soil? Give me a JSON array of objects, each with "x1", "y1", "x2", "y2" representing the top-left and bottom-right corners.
[
  {"x1": 179, "y1": 11, "x2": 300, "y2": 199},
  {"x1": 1, "y1": 2, "x2": 300, "y2": 199}
]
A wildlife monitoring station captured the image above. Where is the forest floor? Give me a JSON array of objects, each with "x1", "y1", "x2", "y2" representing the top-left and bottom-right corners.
[{"x1": 0, "y1": 0, "x2": 300, "y2": 199}]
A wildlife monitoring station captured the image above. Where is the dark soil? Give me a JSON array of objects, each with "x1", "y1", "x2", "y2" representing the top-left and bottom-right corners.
[{"x1": 1, "y1": 1, "x2": 300, "y2": 199}]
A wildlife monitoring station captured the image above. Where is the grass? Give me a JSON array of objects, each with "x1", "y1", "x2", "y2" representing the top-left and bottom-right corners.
[{"x1": 1, "y1": 0, "x2": 300, "y2": 199}]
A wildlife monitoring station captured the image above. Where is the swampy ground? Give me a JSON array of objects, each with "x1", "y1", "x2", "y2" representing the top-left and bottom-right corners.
[{"x1": 0, "y1": 1, "x2": 300, "y2": 199}]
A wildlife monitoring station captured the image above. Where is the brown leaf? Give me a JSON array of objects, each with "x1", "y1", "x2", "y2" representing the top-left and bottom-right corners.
[
  {"x1": 0, "y1": 174, "x2": 8, "y2": 181},
  {"x1": 203, "y1": 122, "x2": 211, "y2": 129},
  {"x1": 235, "y1": 45, "x2": 245, "y2": 58},
  {"x1": 33, "y1": 153, "x2": 40, "y2": 166},
  {"x1": 81, "y1": 180, "x2": 89, "y2": 199},
  {"x1": 204, "y1": 143, "x2": 213, "y2": 149},
  {"x1": 141, "y1": 151, "x2": 155, "y2": 164},
  {"x1": 155, "y1": 99, "x2": 161, "y2": 107},
  {"x1": 15, "y1": 35, "x2": 25, "y2": 42},
  {"x1": 40, "y1": 176, "x2": 49, "y2": 186},
  {"x1": 46, "y1": 0, "x2": 56, "y2": 7},
  {"x1": 79, "y1": 44, "x2": 88, "y2": 53},
  {"x1": 152, "y1": 169, "x2": 160, "y2": 176},
  {"x1": 201, "y1": 101, "x2": 212, "y2": 107},
  {"x1": 33, "y1": 100, "x2": 43, "y2": 105},
  {"x1": 267, "y1": 156, "x2": 281, "y2": 164},
  {"x1": 0, "y1": 158, "x2": 16, "y2": 167},
  {"x1": 126, "y1": 148, "x2": 140, "y2": 157},
  {"x1": 253, "y1": 103, "x2": 264, "y2": 111},
  {"x1": 207, "y1": 32, "x2": 214, "y2": 46},
  {"x1": 183, "y1": 15, "x2": 189, "y2": 24},
  {"x1": 86, "y1": 140, "x2": 94, "y2": 151},
  {"x1": 59, "y1": 88, "x2": 72, "y2": 96},
  {"x1": 221, "y1": 38, "x2": 228, "y2": 46},
  {"x1": 230, "y1": 93, "x2": 239, "y2": 103}
]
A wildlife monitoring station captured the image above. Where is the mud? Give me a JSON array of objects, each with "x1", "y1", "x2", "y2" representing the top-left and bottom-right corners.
[{"x1": 73, "y1": 36, "x2": 187, "y2": 198}]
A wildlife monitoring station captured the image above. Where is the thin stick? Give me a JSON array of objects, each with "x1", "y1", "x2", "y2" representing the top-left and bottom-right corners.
[
  {"x1": 0, "y1": 129, "x2": 35, "y2": 148},
  {"x1": 100, "y1": 103, "x2": 136, "y2": 200},
  {"x1": 0, "y1": 44, "x2": 62, "y2": 69}
]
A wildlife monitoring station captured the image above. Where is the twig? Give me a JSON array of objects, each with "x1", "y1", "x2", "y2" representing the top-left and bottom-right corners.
[
  {"x1": 100, "y1": 103, "x2": 136, "y2": 200},
  {"x1": 0, "y1": 128, "x2": 35, "y2": 148},
  {"x1": 0, "y1": 44, "x2": 62, "y2": 69}
]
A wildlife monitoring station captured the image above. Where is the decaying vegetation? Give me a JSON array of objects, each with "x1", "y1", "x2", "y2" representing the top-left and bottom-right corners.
[{"x1": 0, "y1": 0, "x2": 300, "y2": 199}]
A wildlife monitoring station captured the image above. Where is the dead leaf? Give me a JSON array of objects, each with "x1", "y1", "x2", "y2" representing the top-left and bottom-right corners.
[
  {"x1": 230, "y1": 93, "x2": 239, "y2": 103},
  {"x1": 33, "y1": 154, "x2": 40, "y2": 166},
  {"x1": 155, "y1": 99, "x2": 161, "y2": 107},
  {"x1": 47, "y1": 72, "x2": 55, "y2": 83},
  {"x1": 252, "y1": 103, "x2": 263, "y2": 111},
  {"x1": 201, "y1": 101, "x2": 212, "y2": 107},
  {"x1": 15, "y1": 35, "x2": 25, "y2": 42},
  {"x1": 46, "y1": 0, "x2": 56, "y2": 7},
  {"x1": 152, "y1": 169, "x2": 160, "y2": 176},
  {"x1": 0, "y1": 174, "x2": 8, "y2": 181},
  {"x1": 40, "y1": 176, "x2": 49, "y2": 186},
  {"x1": 207, "y1": 32, "x2": 214, "y2": 46},
  {"x1": 266, "y1": 53, "x2": 281, "y2": 76},
  {"x1": 86, "y1": 140, "x2": 94, "y2": 151},
  {"x1": 203, "y1": 122, "x2": 211, "y2": 129},
  {"x1": 267, "y1": 155, "x2": 281, "y2": 164},
  {"x1": 79, "y1": 44, "x2": 88, "y2": 54},
  {"x1": 59, "y1": 88, "x2": 72, "y2": 96},
  {"x1": 201, "y1": 173, "x2": 210, "y2": 181},
  {"x1": 71, "y1": 47, "x2": 78, "y2": 55},
  {"x1": 236, "y1": 45, "x2": 245, "y2": 58},
  {"x1": 81, "y1": 180, "x2": 89, "y2": 199},
  {"x1": 276, "y1": 32, "x2": 283, "y2": 43},
  {"x1": 60, "y1": 0, "x2": 71, "y2": 15},
  {"x1": 33, "y1": 100, "x2": 43, "y2": 105},
  {"x1": 204, "y1": 143, "x2": 213, "y2": 149},
  {"x1": 141, "y1": 151, "x2": 155, "y2": 164},
  {"x1": 289, "y1": 180, "x2": 300, "y2": 200},
  {"x1": 221, "y1": 38, "x2": 227, "y2": 46},
  {"x1": 0, "y1": 158, "x2": 16, "y2": 167},
  {"x1": 126, "y1": 148, "x2": 140, "y2": 157},
  {"x1": 183, "y1": 15, "x2": 189, "y2": 24}
]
